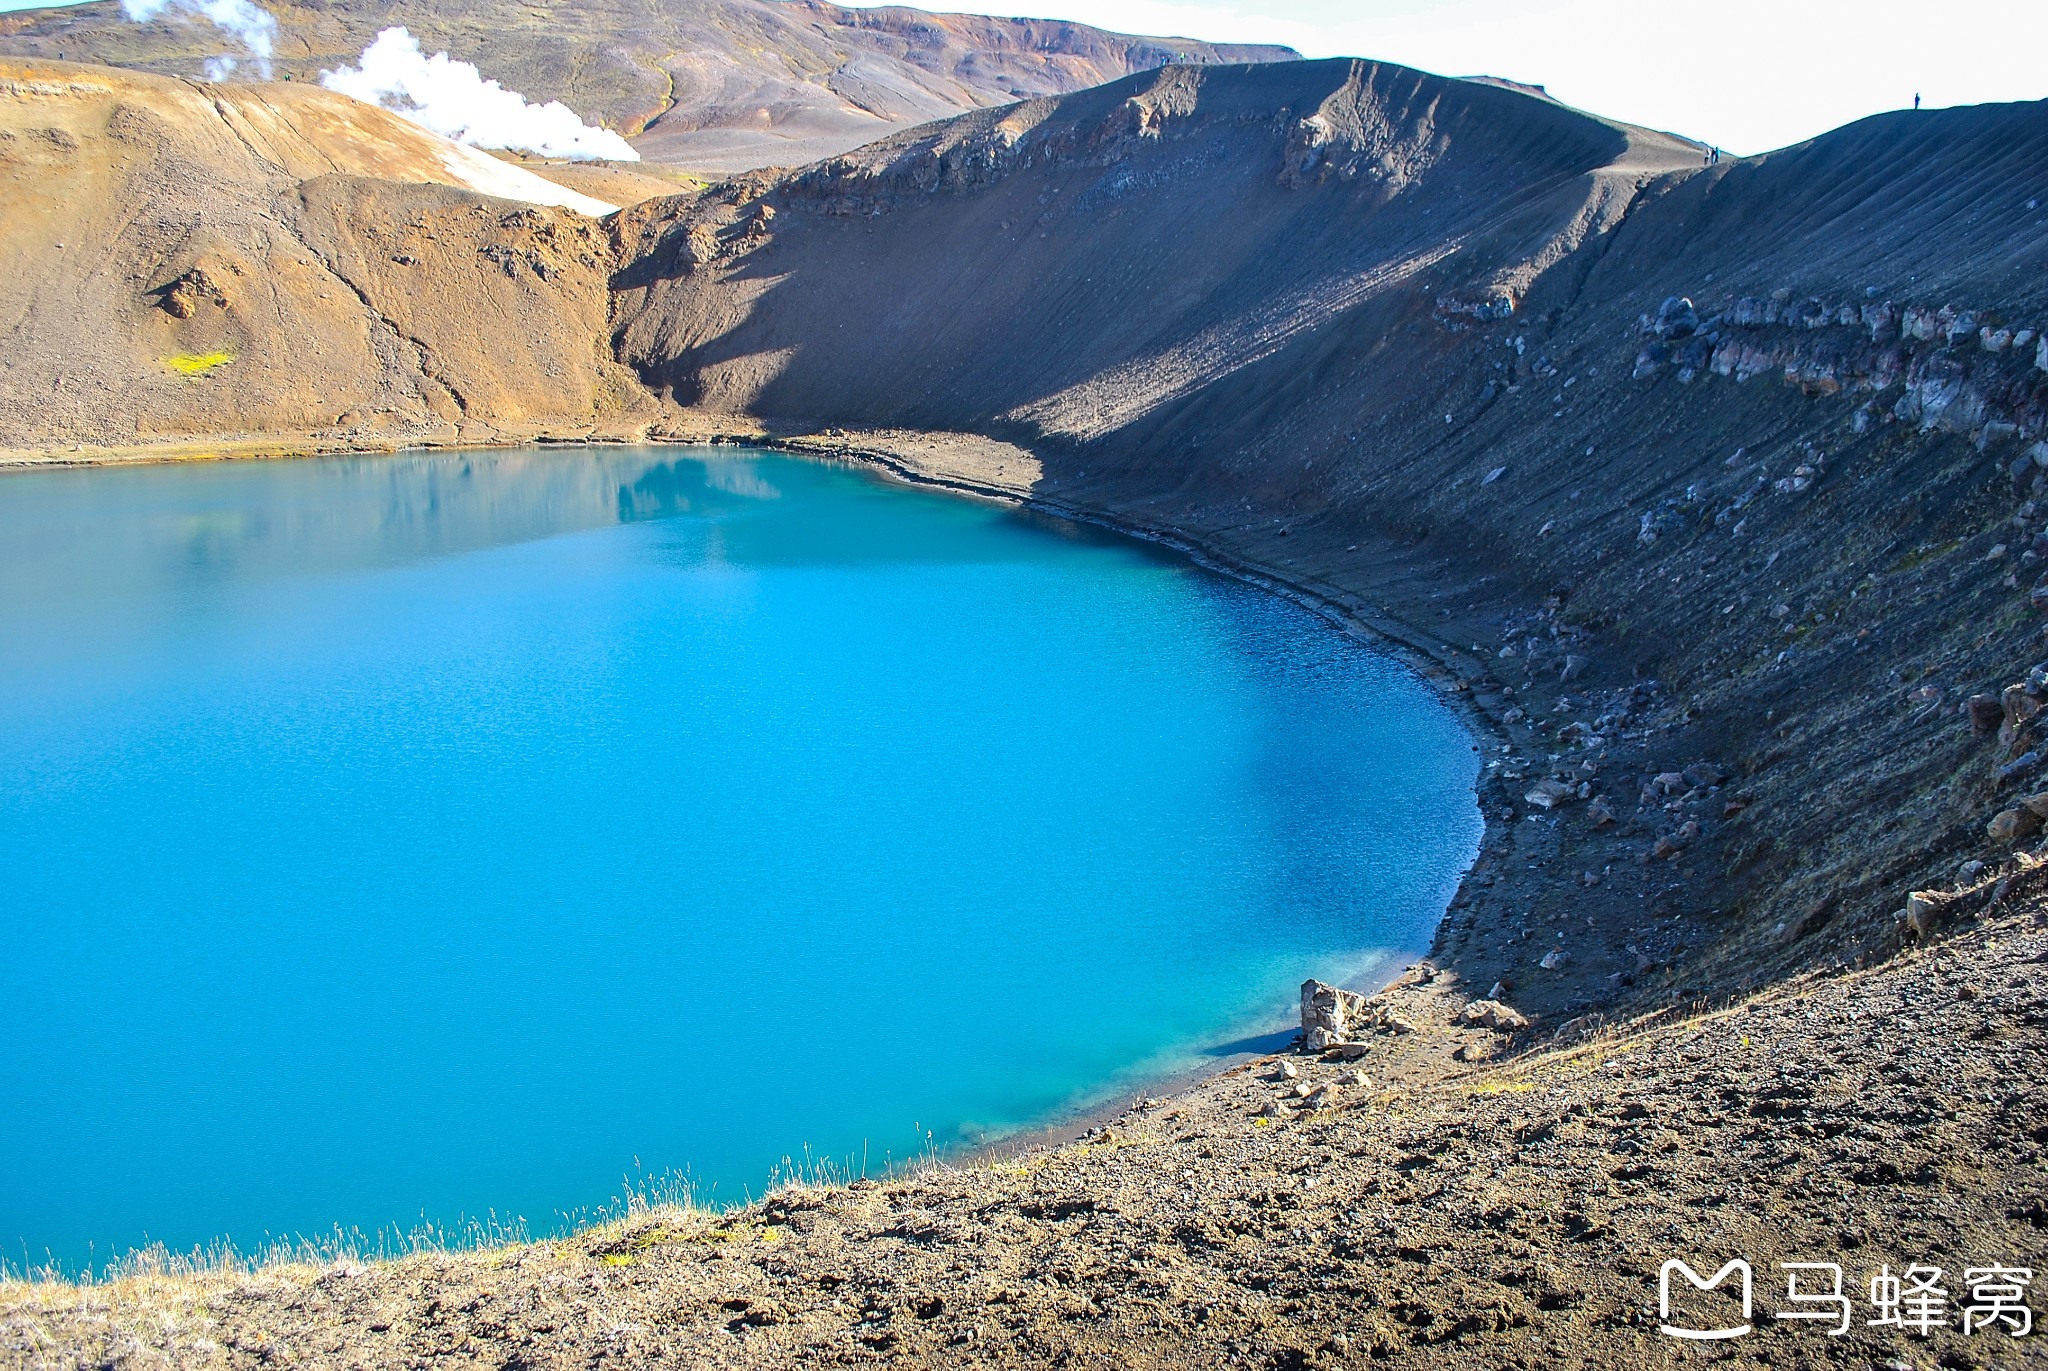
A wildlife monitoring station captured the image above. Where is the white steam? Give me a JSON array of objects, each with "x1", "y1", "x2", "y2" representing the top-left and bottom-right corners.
[
  {"x1": 121, "y1": 0, "x2": 276, "y2": 79},
  {"x1": 320, "y1": 28, "x2": 639, "y2": 163}
]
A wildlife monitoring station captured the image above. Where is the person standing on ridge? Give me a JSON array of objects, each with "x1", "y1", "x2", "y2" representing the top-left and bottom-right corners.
[{"x1": 1914, "y1": 92, "x2": 1922, "y2": 110}]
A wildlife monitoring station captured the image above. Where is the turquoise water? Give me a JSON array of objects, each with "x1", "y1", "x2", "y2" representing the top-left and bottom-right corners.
[{"x1": 0, "y1": 446, "x2": 1479, "y2": 1272}]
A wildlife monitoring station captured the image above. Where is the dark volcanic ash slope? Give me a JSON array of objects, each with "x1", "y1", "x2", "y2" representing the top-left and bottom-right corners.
[
  {"x1": 615, "y1": 59, "x2": 2048, "y2": 1018},
  {"x1": 0, "y1": 0, "x2": 1298, "y2": 172}
]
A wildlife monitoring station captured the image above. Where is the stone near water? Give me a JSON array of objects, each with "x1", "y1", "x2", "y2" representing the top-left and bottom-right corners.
[{"x1": 1300, "y1": 978, "x2": 1372, "y2": 1046}]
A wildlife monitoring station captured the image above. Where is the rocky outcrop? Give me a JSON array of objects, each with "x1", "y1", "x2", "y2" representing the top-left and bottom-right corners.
[{"x1": 1627, "y1": 287, "x2": 2048, "y2": 451}]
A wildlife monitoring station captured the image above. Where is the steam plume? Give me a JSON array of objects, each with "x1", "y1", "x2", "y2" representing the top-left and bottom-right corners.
[
  {"x1": 321, "y1": 28, "x2": 640, "y2": 163},
  {"x1": 120, "y1": 0, "x2": 276, "y2": 79}
]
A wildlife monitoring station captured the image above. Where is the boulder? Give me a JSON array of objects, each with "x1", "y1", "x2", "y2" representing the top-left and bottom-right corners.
[
  {"x1": 1300, "y1": 978, "x2": 1371, "y2": 1045},
  {"x1": 1966, "y1": 692, "x2": 2006, "y2": 734},
  {"x1": 1986, "y1": 807, "x2": 2042, "y2": 844},
  {"x1": 1524, "y1": 778, "x2": 1577, "y2": 810},
  {"x1": 1904, "y1": 890, "x2": 1947, "y2": 940},
  {"x1": 1653, "y1": 296, "x2": 1699, "y2": 339},
  {"x1": 1460, "y1": 999, "x2": 1531, "y2": 1032}
]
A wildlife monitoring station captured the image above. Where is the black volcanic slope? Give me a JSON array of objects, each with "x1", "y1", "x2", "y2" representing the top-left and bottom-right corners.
[{"x1": 613, "y1": 58, "x2": 2048, "y2": 995}]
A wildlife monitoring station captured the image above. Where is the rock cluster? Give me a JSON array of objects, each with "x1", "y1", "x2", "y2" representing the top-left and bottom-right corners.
[
  {"x1": 1299, "y1": 977, "x2": 1421, "y2": 1050},
  {"x1": 1632, "y1": 288, "x2": 2048, "y2": 452}
]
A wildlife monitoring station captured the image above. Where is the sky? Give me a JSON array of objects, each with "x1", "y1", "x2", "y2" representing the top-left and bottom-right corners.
[
  {"x1": 849, "y1": 0, "x2": 2048, "y2": 155},
  {"x1": 5, "y1": 0, "x2": 2043, "y2": 154}
]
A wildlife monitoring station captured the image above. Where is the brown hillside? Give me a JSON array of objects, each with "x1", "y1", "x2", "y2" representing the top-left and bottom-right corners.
[
  {"x1": 0, "y1": 0, "x2": 1299, "y2": 172},
  {"x1": 0, "y1": 58, "x2": 652, "y2": 453}
]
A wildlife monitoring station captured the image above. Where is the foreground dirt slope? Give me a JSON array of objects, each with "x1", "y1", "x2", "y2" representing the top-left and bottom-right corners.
[
  {"x1": 0, "y1": 59, "x2": 653, "y2": 453},
  {"x1": 0, "y1": 0, "x2": 1298, "y2": 172}
]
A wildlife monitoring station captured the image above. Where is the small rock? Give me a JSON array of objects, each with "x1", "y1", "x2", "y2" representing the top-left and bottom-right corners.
[
  {"x1": 1383, "y1": 1014, "x2": 1419, "y2": 1035},
  {"x1": 1560, "y1": 654, "x2": 1589, "y2": 682},
  {"x1": 1322, "y1": 1042, "x2": 1372, "y2": 1061},
  {"x1": 1487, "y1": 980, "x2": 1509, "y2": 999},
  {"x1": 1275, "y1": 1062, "x2": 1300, "y2": 1081},
  {"x1": 1903, "y1": 890, "x2": 1947, "y2": 940},
  {"x1": 1291, "y1": 1082, "x2": 1313, "y2": 1099},
  {"x1": 1681, "y1": 761, "x2": 1729, "y2": 788},
  {"x1": 1586, "y1": 798, "x2": 1616, "y2": 827},
  {"x1": 1956, "y1": 859, "x2": 1986, "y2": 882},
  {"x1": 1524, "y1": 778, "x2": 1577, "y2": 810},
  {"x1": 1539, "y1": 949, "x2": 1569, "y2": 970},
  {"x1": 1653, "y1": 771, "x2": 1686, "y2": 795},
  {"x1": 1460, "y1": 999, "x2": 1531, "y2": 1032},
  {"x1": 1986, "y1": 808, "x2": 2042, "y2": 844},
  {"x1": 1341, "y1": 1068, "x2": 1371, "y2": 1087},
  {"x1": 1254, "y1": 1097, "x2": 1286, "y2": 1119},
  {"x1": 1966, "y1": 693, "x2": 2006, "y2": 734},
  {"x1": 1651, "y1": 836, "x2": 1683, "y2": 861},
  {"x1": 1302, "y1": 1083, "x2": 1340, "y2": 1111},
  {"x1": 1652, "y1": 295, "x2": 1699, "y2": 339}
]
